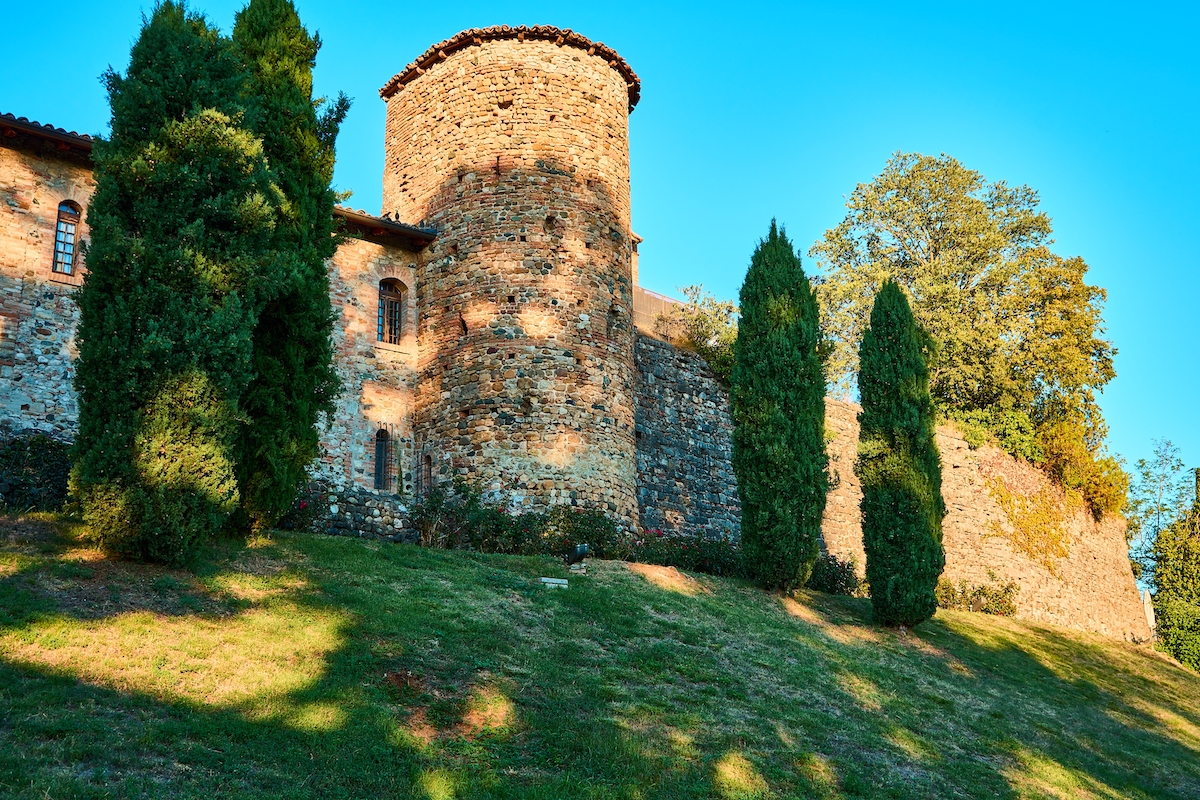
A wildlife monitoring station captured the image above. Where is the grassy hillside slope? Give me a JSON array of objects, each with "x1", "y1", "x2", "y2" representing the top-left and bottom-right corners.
[{"x1": 1, "y1": 514, "x2": 1198, "y2": 799}]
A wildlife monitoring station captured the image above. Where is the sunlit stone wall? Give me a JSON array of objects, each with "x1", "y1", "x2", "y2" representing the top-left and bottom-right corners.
[
  {"x1": 0, "y1": 141, "x2": 93, "y2": 439},
  {"x1": 382, "y1": 32, "x2": 639, "y2": 522}
]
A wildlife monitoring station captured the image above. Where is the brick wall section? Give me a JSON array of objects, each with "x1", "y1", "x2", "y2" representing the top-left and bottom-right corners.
[
  {"x1": 383, "y1": 37, "x2": 639, "y2": 524},
  {"x1": 634, "y1": 334, "x2": 739, "y2": 538},
  {"x1": 822, "y1": 398, "x2": 1151, "y2": 640},
  {"x1": 0, "y1": 144, "x2": 93, "y2": 438}
]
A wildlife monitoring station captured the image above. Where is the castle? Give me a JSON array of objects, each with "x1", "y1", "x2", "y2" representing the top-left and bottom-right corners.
[{"x1": 0, "y1": 25, "x2": 1151, "y2": 640}]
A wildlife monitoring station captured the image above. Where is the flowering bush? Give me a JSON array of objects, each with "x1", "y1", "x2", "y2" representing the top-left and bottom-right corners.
[{"x1": 278, "y1": 482, "x2": 323, "y2": 531}]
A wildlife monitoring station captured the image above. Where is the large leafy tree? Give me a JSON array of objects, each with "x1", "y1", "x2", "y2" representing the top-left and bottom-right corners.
[
  {"x1": 856, "y1": 281, "x2": 945, "y2": 627},
  {"x1": 810, "y1": 152, "x2": 1122, "y2": 516},
  {"x1": 73, "y1": 2, "x2": 280, "y2": 563},
  {"x1": 231, "y1": 0, "x2": 348, "y2": 531},
  {"x1": 730, "y1": 221, "x2": 828, "y2": 592}
]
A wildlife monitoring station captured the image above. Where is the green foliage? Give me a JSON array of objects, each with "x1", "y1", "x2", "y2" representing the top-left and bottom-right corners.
[
  {"x1": 935, "y1": 571, "x2": 1020, "y2": 616},
  {"x1": 1154, "y1": 596, "x2": 1200, "y2": 672},
  {"x1": 807, "y1": 553, "x2": 863, "y2": 596},
  {"x1": 409, "y1": 482, "x2": 629, "y2": 559},
  {"x1": 811, "y1": 152, "x2": 1122, "y2": 516},
  {"x1": 660, "y1": 285, "x2": 738, "y2": 384},
  {"x1": 72, "y1": 3, "x2": 277, "y2": 562},
  {"x1": 1036, "y1": 416, "x2": 1128, "y2": 519},
  {"x1": 634, "y1": 529, "x2": 748, "y2": 578},
  {"x1": 856, "y1": 281, "x2": 946, "y2": 627},
  {"x1": 79, "y1": 371, "x2": 239, "y2": 566},
  {"x1": 231, "y1": 0, "x2": 347, "y2": 532},
  {"x1": 1127, "y1": 440, "x2": 1194, "y2": 575},
  {"x1": 730, "y1": 221, "x2": 829, "y2": 593},
  {"x1": 946, "y1": 408, "x2": 1043, "y2": 462},
  {"x1": 0, "y1": 434, "x2": 71, "y2": 512}
]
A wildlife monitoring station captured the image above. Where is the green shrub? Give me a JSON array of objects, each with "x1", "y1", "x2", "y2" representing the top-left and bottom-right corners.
[
  {"x1": 935, "y1": 571, "x2": 1020, "y2": 616},
  {"x1": 278, "y1": 482, "x2": 324, "y2": 531},
  {"x1": 80, "y1": 371, "x2": 240, "y2": 566},
  {"x1": 0, "y1": 433, "x2": 71, "y2": 512},
  {"x1": 808, "y1": 553, "x2": 863, "y2": 596}
]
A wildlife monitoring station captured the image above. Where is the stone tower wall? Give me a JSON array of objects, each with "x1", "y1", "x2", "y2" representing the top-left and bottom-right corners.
[{"x1": 381, "y1": 31, "x2": 639, "y2": 520}]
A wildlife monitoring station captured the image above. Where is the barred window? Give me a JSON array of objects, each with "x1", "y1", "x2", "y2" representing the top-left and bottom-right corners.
[
  {"x1": 52, "y1": 201, "x2": 82, "y2": 275},
  {"x1": 373, "y1": 427, "x2": 394, "y2": 491},
  {"x1": 377, "y1": 279, "x2": 406, "y2": 344}
]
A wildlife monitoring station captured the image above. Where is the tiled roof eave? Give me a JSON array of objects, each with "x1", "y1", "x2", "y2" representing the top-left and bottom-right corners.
[{"x1": 378, "y1": 25, "x2": 641, "y2": 111}]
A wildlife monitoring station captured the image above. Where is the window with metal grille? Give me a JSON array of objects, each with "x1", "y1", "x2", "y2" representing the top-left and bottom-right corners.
[
  {"x1": 373, "y1": 427, "x2": 394, "y2": 491},
  {"x1": 52, "y1": 201, "x2": 82, "y2": 275},
  {"x1": 377, "y1": 279, "x2": 405, "y2": 344}
]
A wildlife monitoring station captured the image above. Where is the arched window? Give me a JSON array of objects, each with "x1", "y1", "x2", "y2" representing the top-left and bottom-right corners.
[
  {"x1": 421, "y1": 454, "x2": 434, "y2": 496},
  {"x1": 373, "y1": 427, "x2": 393, "y2": 491},
  {"x1": 52, "y1": 201, "x2": 82, "y2": 275},
  {"x1": 377, "y1": 279, "x2": 406, "y2": 344}
]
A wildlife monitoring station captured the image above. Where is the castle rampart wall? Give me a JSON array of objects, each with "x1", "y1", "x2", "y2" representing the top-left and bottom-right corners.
[
  {"x1": 635, "y1": 337, "x2": 1149, "y2": 640},
  {"x1": 635, "y1": 334, "x2": 740, "y2": 537},
  {"x1": 382, "y1": 34, "x2": 639, "y2": 521},
  {"x1": 0, "y1": 142, "x2": 94, "y2": 439}
]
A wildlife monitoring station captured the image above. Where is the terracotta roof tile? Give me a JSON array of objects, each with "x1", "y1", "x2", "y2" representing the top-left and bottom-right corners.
[
  {"x1": 0, "y1": 112, "x2": 94, "y2": 152},
  {"x1": 378, "y1": 25, "x2": 640, "y2": 110}
]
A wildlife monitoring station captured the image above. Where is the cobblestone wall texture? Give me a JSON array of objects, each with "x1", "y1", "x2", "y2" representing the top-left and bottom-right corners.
[
  {"x1": 634, "y1": 334, "x2": 739, "y2": 538},
  {"x1": 822, "y1": 398, "x2": 1151, "y2": 640},
  {"x1": 382, "y1": 34, "x2": 639, "y2": 524},
  {"x1": 0, "y1": 144, "x2": 93, "y2": 439}
]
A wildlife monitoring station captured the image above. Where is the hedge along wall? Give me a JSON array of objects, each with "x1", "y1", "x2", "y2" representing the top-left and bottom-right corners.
[{"x1": 633, "y1": 336, "x2": 1150, "y2": 641}]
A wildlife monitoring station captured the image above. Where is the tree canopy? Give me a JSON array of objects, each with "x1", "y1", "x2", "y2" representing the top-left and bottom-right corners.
[{"x1": 810, "y1": 152, "x2": 1123, "y2": 517}]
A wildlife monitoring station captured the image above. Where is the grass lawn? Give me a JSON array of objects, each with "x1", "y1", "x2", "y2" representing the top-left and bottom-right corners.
[{"x1": 1, "y1": 514, "x2": 1198, "y2": 799}]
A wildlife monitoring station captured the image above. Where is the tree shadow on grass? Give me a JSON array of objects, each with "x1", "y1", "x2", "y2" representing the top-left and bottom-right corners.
[
  {"x1": 790, "y1": 591, "x2": 1200, "y2": 799},
  {"x1": 3, "y1": 518, "x2": 1199, "y2": 799}
]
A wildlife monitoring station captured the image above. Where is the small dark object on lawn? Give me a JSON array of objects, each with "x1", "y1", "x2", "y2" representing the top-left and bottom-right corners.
[{"x1": 565, "y1": 544, "x2": 589, "y2": 566}]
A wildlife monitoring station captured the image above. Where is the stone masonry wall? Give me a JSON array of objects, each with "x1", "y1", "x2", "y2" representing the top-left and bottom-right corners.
[
  {"x1": 822, "y1": 398, "x2": 1150, "y2": 640},
  {"x1": 634, "y1": 334, "x2": 739, "y2": 538},
  {"x1": 0, "y1": 143, "x2": 93, "y2": 439},
  {"x1": 314, "y1": 237, "x2": 421, "y2": 497},
  {"x1": 383, "y1": 35, "x2": 639, "y2": 525}
]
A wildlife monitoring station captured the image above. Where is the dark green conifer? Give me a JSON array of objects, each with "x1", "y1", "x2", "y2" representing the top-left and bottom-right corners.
[
  {"x1": 72, "y1": 2, "x2": 279, "y2": 563},
  {"x1": 231, "y1": 0, "x2": 348, "y2": 531},
  {"x1": 856, "y1": 280, "x2": 946, "y2": 626},
  {"x1": 730, "y1": 221, "x2": 829, "y2": 592}
]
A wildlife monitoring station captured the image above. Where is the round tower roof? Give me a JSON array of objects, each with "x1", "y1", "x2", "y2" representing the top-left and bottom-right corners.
[{"x1": 378, "y1": 25, "x2": 641, "y2": 111}]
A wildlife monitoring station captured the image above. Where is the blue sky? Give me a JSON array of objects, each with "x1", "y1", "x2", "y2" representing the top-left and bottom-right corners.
[{"x1": 3, "y1": 0, "x2": 1196, "y2": 473}]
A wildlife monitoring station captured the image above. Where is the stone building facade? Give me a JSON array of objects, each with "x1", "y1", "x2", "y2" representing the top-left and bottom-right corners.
[{"x1": 0, "y1": 26, "x2": 1148, "y2": 638}]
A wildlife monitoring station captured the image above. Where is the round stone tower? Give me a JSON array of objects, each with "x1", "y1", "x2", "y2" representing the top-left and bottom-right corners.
[{"x1": 380, "y1": 25, "x2": 641, "y2": 523}]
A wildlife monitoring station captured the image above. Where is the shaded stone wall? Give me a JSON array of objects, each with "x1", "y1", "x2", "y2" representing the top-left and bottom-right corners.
[
  {"x1": 822, "y1": 398, "x2": 1151, "y2": 641},
  {"x1": 634, "y1": 334, "x2": 739, "y2": 538},
  {"x1": 383, "y1": 35, "x2": 639, "y2": 524},
  {"x1": 0, "y1": 144, "x2": 93, "y2": 439}
]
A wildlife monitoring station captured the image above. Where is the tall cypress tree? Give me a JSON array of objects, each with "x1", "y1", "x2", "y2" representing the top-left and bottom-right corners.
[
  {"x1": 856, "y1": 280, "x2": 946, "y2": 626},
  {"x1": 731, "y1": 221, "x2": 829, "y2": 592},
  {"x1": 231, "y1": 0, "x2": 348, "y2": 531},
  {"x1": 72, "y1": 2, "x2": 279, "y2": 563}
]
